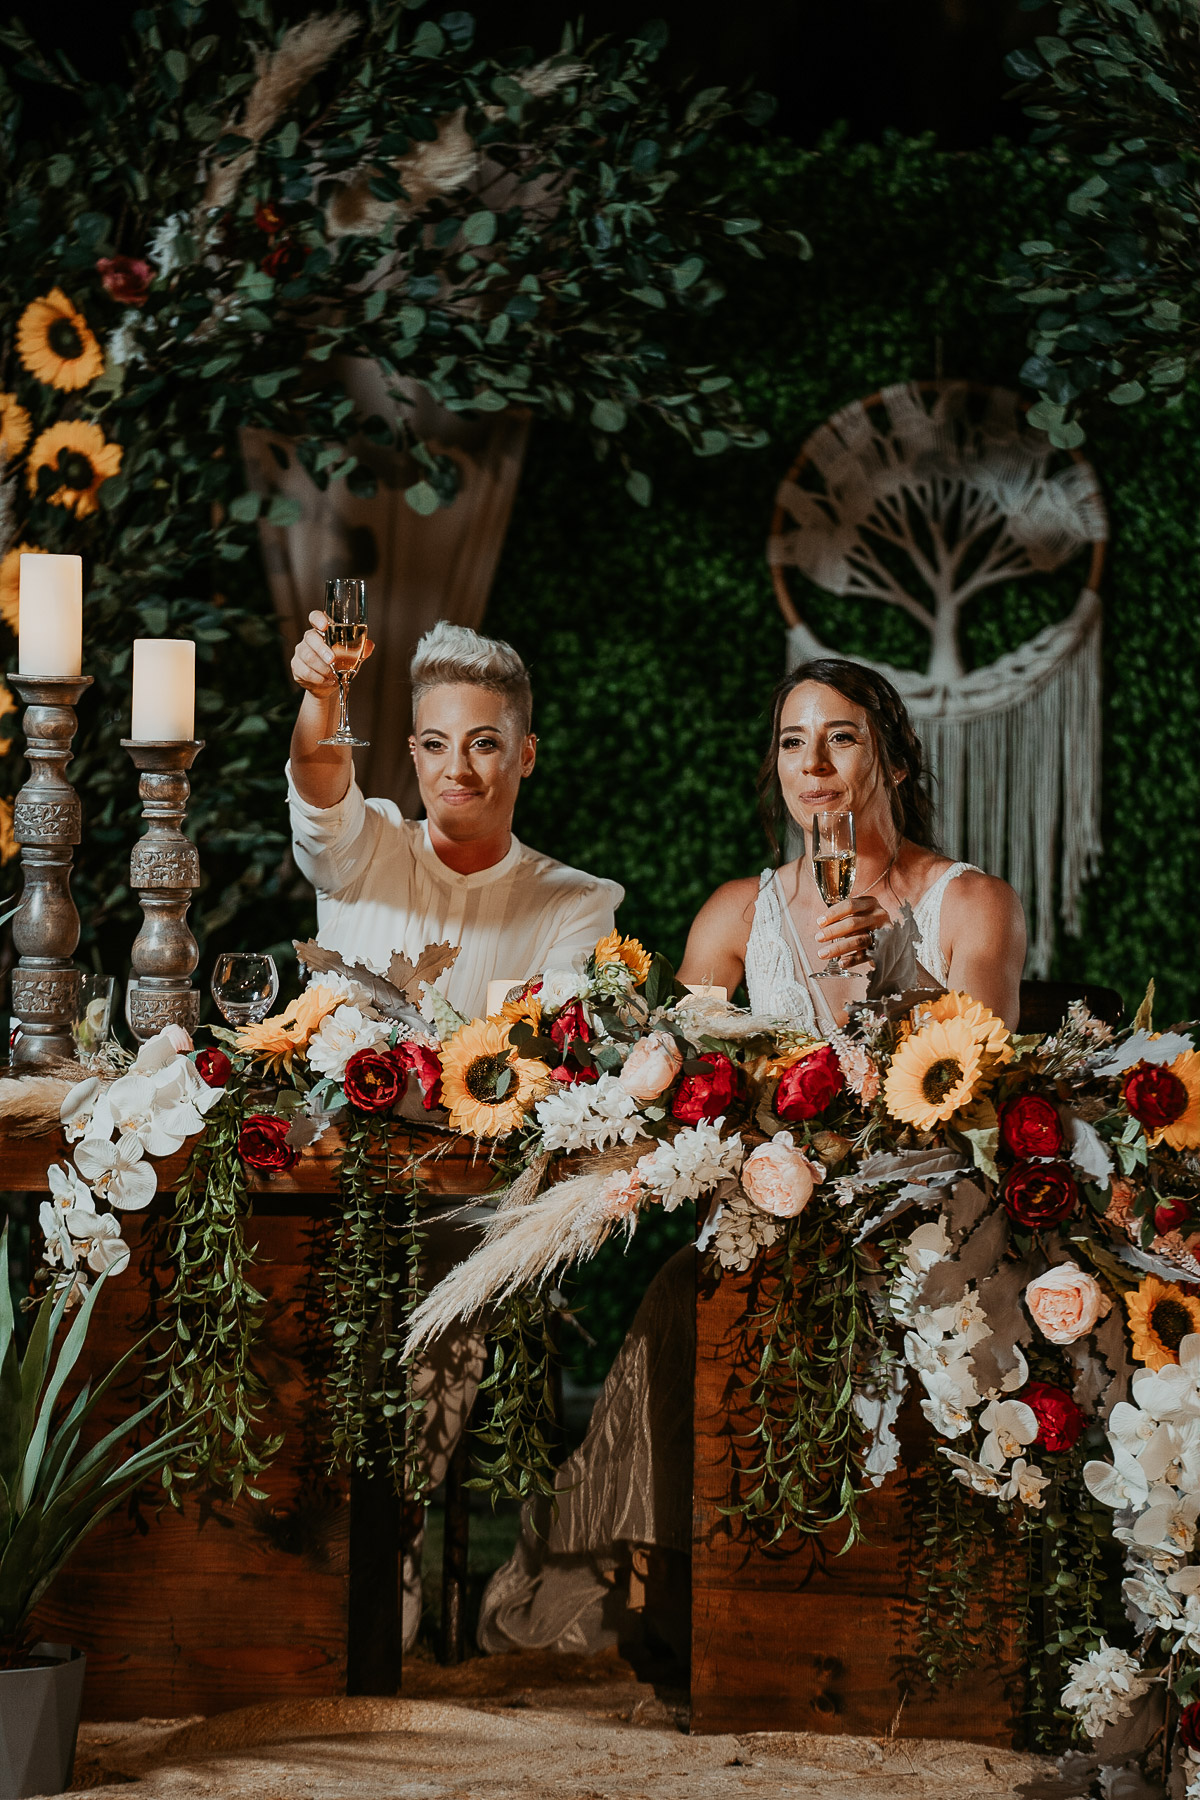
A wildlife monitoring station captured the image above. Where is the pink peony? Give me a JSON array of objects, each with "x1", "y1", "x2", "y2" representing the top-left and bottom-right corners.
[
  {"x1": 618, "y1": 1031, "x2": 683, "y2": 1104},
  {"x1": 596, "y1": 1168, "x2": 645, "y2": 1220},
  {"x1": 1023, "y1": 1262, "x2": 1111, "y2": 1344},
  {"x1": 741, "y1": 1133, "x2": 822, "y2": 1219}
]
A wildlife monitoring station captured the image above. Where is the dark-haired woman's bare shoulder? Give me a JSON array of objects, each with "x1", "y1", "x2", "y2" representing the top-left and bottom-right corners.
[{"x1": 678, "y1": 875, "x2": 764, "y2": 993}]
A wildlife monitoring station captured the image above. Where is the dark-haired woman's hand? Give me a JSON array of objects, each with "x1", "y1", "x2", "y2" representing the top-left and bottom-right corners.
[{"x1": 815, "y1": 895, "x2": 890, "y2": 970}]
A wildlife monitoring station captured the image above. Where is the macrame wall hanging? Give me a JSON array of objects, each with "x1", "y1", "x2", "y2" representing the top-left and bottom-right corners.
[{"x1": 767, "y1": 380, "x2": 1109, "y2": 976}]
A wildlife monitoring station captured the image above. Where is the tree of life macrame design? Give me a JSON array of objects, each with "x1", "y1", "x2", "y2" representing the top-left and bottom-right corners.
[{"x1": 767, "y1": 380, "x2": 1109, "y2": 977}]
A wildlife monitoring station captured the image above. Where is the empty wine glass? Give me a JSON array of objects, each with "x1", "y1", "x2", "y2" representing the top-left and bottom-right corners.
[
  {"x1": 211, "y1": 953, "x2": 279, "y2": 1026},
  {"x1": 317, "y1": 576, "x2": 370, "y2": 748}
]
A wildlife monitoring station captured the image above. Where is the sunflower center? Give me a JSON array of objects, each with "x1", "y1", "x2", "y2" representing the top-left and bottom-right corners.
[
  {"x1": 1151, "y1": 1298, "x2": 1193, "y2": 1354},
  {"x1": 55, "y1": 449, "x2": 95, "y2": 490},
  {"x1": 465, "y1": 1051, "x2": 511, "y2": 1103},
  {"x1": 47, "y1": 317, "x2": 84, "y2": 361},
  {"x1": 922, "y1": 1058, "x2": 963, "y2": 1104}
]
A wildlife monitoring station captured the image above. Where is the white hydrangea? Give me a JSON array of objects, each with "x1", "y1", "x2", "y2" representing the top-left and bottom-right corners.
[
  {"x1": 306, "y1": 1005, "x2": 390, "y2": 1082},
  {"x1": 1061, "y1": 1640, "x2": 1149, "y2": 1739},
  {"x1": 539, "y1": 968, "x2": 590, "y2": 1011},
  {"x1": 635, "y1": 1120, "x2": 744, "y2": 1212},
  {"x1": 889, "y1": 1218, "x2": 952, "y2": 1323},
  {"x1": 148, "y1": 211, "x2": 191, "y2": 277},
  {"x1": 534, "y1": 1073, "x2": 643, "y2": 1154}
]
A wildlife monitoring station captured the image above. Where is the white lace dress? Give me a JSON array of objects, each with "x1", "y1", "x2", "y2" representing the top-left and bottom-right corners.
[{"x1": 475, "y1": 862, "x2": 977, "y2": 1658}]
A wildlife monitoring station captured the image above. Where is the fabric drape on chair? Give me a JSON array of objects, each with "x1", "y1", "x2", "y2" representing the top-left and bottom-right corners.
[{"x1": 242, "y1": 360, "x2": 530, "y2": 815}]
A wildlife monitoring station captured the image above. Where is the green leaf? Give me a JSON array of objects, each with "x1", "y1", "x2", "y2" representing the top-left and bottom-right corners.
[
  {"x1": 411, "y1": 19, "x2": 445, "y2": 56},
  {"x1": 590, "y1": 399, "x2": 627, "y2": 433},
  {"x1": 625, "y1": 469, "x2": 652, "y2": 506},
  {"x1": 228, "y1": 492, "x2": 262, "y2": 524},
  {"x1": 164, "y1": 48, "x2": 189, "y2": 85},
  {"x1": 1108, "y1": 380, "x2": 1145, "y2": 405},
  {"x1": 404, "y1": 480, "x2": 441, "y2": 515},
  {"x1": 462, "y1": 210, "x2": 497, "y2": 247}
]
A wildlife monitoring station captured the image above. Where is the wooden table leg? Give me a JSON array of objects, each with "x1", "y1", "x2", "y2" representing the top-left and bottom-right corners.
[
  {"x1": 346, "y1": 1472, "x2": 401, "y2": 1695},
  {"x1": 440, "y1": 1431, "x2": 470, "y2": 1665}
]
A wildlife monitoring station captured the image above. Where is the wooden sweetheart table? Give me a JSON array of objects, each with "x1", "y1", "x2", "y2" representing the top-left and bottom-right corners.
[{"x1": 9, "y1": 1125, "x2": 1018, "y2": 1742}]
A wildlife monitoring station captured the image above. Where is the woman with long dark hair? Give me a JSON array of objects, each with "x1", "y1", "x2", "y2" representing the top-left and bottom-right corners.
[{"x1": 680, "y1": 657, "x2": 1025, "y2": 1026}]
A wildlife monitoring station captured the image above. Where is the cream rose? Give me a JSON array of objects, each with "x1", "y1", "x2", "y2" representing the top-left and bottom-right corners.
[
  {"x1": 1024, "y1": 1262, "x2": 1111, "y2": 1345},
  {"x1": 741, "y1": 1132, "x2": 823, "y2": 1219},
  {"x1": 618, "y1": 1030, "x2": 683, "y2": 1104}
]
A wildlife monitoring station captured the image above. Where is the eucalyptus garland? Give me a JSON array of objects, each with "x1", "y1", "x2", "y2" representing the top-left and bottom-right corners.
[
  {"x1": 468, "y1": 1291, "x2": 561, "y2": 1506},
  {"x1": 157, "y1": 1073, "x2": 281, "y2": 1503}
]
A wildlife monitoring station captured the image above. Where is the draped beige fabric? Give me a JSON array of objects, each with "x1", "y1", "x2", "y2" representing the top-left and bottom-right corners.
[{"x1": 242, "y1": 362, "x2": 529, "y2": 815}]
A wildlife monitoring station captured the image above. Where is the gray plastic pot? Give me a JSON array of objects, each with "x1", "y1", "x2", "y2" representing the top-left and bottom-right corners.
[{"x1": 0, "y1": 1643, "x2": 85, "y2": 1799}]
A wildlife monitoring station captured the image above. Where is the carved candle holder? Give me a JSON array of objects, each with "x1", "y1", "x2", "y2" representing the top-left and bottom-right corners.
[
  {"x1": 120, "y1": 739, "x2": 204, "y2": 1041},
  {"x1": 7, "y1": 673, "x2": 93, "y2": 1069}
]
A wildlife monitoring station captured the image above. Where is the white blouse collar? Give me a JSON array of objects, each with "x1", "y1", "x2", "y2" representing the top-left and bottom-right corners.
[{"x1": 418, "y1": 821, "x2": 523, "y2": 889}]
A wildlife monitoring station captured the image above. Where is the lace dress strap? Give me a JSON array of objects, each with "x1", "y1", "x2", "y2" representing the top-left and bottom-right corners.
[
  {"x1": 743, "y1": 870, "x2": 822, "y2": 1035},
  {"x1": 910, "y1": 861, "x2": 981, "y2": 988}
]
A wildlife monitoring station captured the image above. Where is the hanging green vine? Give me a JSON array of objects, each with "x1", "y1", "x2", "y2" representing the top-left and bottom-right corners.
[
  {"x1": 902, "y1": 1450, "x2": 1015, "y2": 1692},
  {"x1": 157, "y1": 1072, "x2": 282, "y2": 1504},
  {"x1": 324, "y1": 1114, "x2": 427, "y2": 1492},
  {"x1": 469, "y1": 1291, "x2": 561, "y2": 1506},
  {"x1": 724, "y1": 1215, "x2": 876, "y2": 1546},
  {"x1": 1018, "y1": 1459, "x2": 1113, "y2": 1747}
]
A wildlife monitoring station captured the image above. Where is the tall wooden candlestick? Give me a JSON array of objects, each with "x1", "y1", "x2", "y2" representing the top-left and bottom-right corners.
[
  {"x1": 8, "y1": 673, "x2": 93, "y2": 1068},
  {"x1": 121, "y1": 739, "x2": 204, "y2": 1040}
]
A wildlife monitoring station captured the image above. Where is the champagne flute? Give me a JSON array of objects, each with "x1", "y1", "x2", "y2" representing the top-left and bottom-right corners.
[
  {"x1": 211, "y1": 953, "x2": 279, "y2": 1025},
  {"x1": 811, "y1": 810, "x2": 857, "y2": 979},
  {"x1": 318, "y1": 577, "x2": 370, "y2": 748}
]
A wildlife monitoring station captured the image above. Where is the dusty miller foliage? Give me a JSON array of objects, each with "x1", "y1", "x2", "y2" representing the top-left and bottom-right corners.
[
  {"x1": 0, "y1": 0, "x2": 802, "y2": 969},
  {"x1": 1002, "y1": 0, "x2": 1200, "y2": 444}
]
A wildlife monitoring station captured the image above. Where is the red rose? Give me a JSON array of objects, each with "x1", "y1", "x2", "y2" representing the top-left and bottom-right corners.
[
  {"x1": 775, "y1": 1045, "x2": 844, "y2": 1122},
  {"x1": 254, "y1": 199, "x2": 285, "y2": 235},
  {"x1": 238, "y1": 1113, "x2": 297, "y2": 1174},
  {"x1": 344, "y1": 1049, "x2": 402, "y2": 1113},
  {"x1": 389, "y1": 1041, "x2": 443, "y2": 1110},
  {"x1": 261, "y1": 239, "x2": 307, "y2": 279},
  {"x1": 671, "y1": 1051, "x2": 744, "y2": 1125},
  {"x1": 998, "y1": 1093, "x2": 1064, "y2": 1160},
  {"x1": 1001, "y1": 1160, "x2": 1078, "y2": 1228},
  {"x1": 1155, "y1": 1196, "x2": 1193, "y2": 1237},
  {"x1": 1124, "y1": 1062, "x2": 1189, "y2": 1133},
  {"x1": 96, "y1": 255, "x2": 152, "y2": 306},
  {"x1": 1020, "y1": 1380, "x2": 1086, "y2": 1453},
  {"x1": 550, "y1": 1000, "x2": 590, "y2": 1055},
  {"x1": 1180, "y1": 1701, "x2": 1200, "y2": 1754},
  {"x1": 194, "y1": 1047, "x2": 231, "y2": 1089},
  {"x1": 549, "y1": 1062, "x2": 599, "y2": 1085}
]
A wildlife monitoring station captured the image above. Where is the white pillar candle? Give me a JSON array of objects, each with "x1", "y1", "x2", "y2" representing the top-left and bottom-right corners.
[
  {"x1": 18, "y1": 553, "x2": 82, "y2": 677},
  {"x1": 131, "y1": 639, "x2": 195, "y2": 741}
]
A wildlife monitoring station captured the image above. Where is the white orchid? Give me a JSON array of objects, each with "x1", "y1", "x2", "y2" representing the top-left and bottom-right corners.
[
  {"x1": 1061, "y1": 1640, "x2": 1149, "y2": 1738},
  {"x1": 1169, "y1": 1590, "x2": 1200, "y2": 1658},
  {"x1": 1131, "y1": 1486, "x2": 1200, "y2": 1557},
  {"x1": 1140, "y1": 1417, "x2": 1200, "y2": 1492},
  {"x1": 132, "y1": 1025, "x2": 193, "y2": 1070},
  {"x1": 38, "y1": 1199, "x2": 78, "y2": 1270},
  {"x1": 306, "y1": 1005, "x2": 389, "y2": 1082},
  {"x1": 1123, "y1": 1570, "x2": 1181, "y2": 1632},
  {"x1": 1085, "y1": 1446, "x2": 1153, "y2": 1512},
  {"x1": 74, "y1": 1131, "x2": 157, "y2": 1211},
  {"x1": 932, "y1": 1289, "x2": 992, "y2": 1350},
  {"x1": 917, "y1": 1362, "x2": 980, "y2": 1439},
  {"x1": 1131, "y1": 1336, "x2": 1200, "y2": 1419},
  {"x1": 903, "y1": 1219, "x2": 953, "y2": 1274},
  {"x1": 1001, "y1": 1458, "x2": 1050, "y2": 1509},
  {"x1": 102, "y1": 1073, "x2": 193, "y2": 1157},
  {"x1": 47, "y1": 1161, "x2": 96, "y2": 1216},
  {"x1": 979, "y1": 1398, "x2": 1039, "y2": 1471},
  {"x1": 1107, "y1": 1399, "x2": 1161, "y2": 1457},
  {"x1": 60, "y1": 1077, "x2": 115, "y2": 1144},
  {"x1": 1167, "y1": 1564, "x2": 1200, "y2": 1597},
  {"x1": 942, "y1": 1449, "x2": 1005, "y2": 1497},
  {"x1": 71, "y1": 1211, "x2": 130, "y2": 1277},
  {"x1": 852, "y1": 1369, "x2": 906, "y2": 1483}
]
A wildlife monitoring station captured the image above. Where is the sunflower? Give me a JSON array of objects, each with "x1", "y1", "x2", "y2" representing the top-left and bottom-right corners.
[
  {"x1": 16, "y1": 289, "x2": 103, "y2": 391},
  {"x1": 440, "y1": 1017, "x2": 549, "y2": 1138},
  {"x1": 235, "y1": 984, "x2": 342, "y2": 1072},
  {"x1": 0, "y1": 543, "x2": 44, "y2": 632},
  {"x1": 0, "y1": 798, "x2": 16, "y2": 865},
  {"x1": 1152, "y1": 1049, "x2": 1200, "y2": 1152},
  {"x1": 0, "y1": 393, "x2": 31, "y2": 461},
  {"x1": 1125, "y1": 1273, "x2": 1200, "y2": 1371},
  {"x1": 27, "y1": 421, "x2": 122, "y2": 519},
  {"x1": 883, "y1": 1015, "x2": 986, "y2": 1130},
  {"x1": 501, "y1": 981, "x2": 543, "y2": 1031},
  {"x1": 593, "y1": 929, "x2": 652, "y2": 984},
  {"x1": 0, "y1": 683, "x2": 16, "y2": 753},
  {"x1": 921, "y1": 990, "x2": 1013, "y2": 1066}
]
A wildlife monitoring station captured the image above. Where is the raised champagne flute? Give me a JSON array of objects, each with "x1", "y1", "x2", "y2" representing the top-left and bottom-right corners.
[
  {"x1": 318, "y1": 576, "x2": 370, "y2": 748},
  {"x1": 811, "y1": 809, "x2": 857, "y2": 978}
]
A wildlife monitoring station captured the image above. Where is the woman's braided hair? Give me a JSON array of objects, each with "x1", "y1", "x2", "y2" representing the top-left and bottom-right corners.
[{"x1": 756, "y1": 658, "x2": 936, "y2": 859}]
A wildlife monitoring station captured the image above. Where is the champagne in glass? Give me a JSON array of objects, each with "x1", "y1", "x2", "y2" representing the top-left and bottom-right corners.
[
  {"x1": 318, "y1": 577, "x2": 370, "y2": 748},
  {"x1": 811, "y1": 809, "x2": 857, "y2": 977}
]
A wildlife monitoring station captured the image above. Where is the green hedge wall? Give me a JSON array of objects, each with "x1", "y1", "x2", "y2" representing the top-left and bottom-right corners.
[{"x1": 481, "y1": 134, "x2": 1200, "y2": 1378}]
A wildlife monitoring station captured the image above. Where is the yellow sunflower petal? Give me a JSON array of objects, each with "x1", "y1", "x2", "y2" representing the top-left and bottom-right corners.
[
  {"x1": 883, "y1": 1015, "x2": 985, "y2": 1130},
  {"x1": 0, "y1": 543, "x2": 45, "y2": 633},
  {"x1": 922, "y1": 990, "x2": 1013, "y2": 1064},
  {"x1": 26, "y1": 420, "x2": 122, "y2": 519},
  {"x1": 16, "y1": 288, "x2": 103, "y2": 391},
  {"x1": 1152, "y1": 1049, "x2": 1200, "y2": 1152},
  {"x1": 0, "y1": 393, "x2": 31, "y2": 460},
  {"x1": 593, "y1": 929, "x2": 652, "y2": 983},
  {"x1": 0, "y1": 797, "x2": 16, "y2": 865},
  {"x1": 1125, "y1": 1273, "x2": 1200, "y2": 1370},
  {"x1": 440, "y1": 1017, "x2": 547, "y2": 1138}
]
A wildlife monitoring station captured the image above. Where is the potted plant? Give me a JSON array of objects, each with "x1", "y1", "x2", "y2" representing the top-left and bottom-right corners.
[{"x1": 0, "y1": 1229, "x2": 190, "y2": 1798}]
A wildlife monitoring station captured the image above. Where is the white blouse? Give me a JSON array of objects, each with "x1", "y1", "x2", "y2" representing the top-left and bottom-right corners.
[{"x1": 287, "y1": 764, "x2": 624, "y2": 1021}]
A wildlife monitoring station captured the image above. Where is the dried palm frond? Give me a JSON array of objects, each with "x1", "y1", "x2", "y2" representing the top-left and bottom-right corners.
[
  {"x1": 203, "y1": 12, "x2": 361, "y2": 210},
  {"x1": 493, "y1": 1151, "x2": 551, "y2": 1214},
  {"x1": 403, "y1": 1141, "x2": 647, "y2": 1352},
  {"x1": 672, "y1": 994, "x2": 786, "y2": 1041},
  {"x1": 0, "y1": 1072, "x2": 87, "y2": 1136},
  {"x1": 325, "y1": 108, "x2": 478, "y2": 239},
  {"x1": 515, "y1": 57, "x2": 590, "y2": 98}
]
